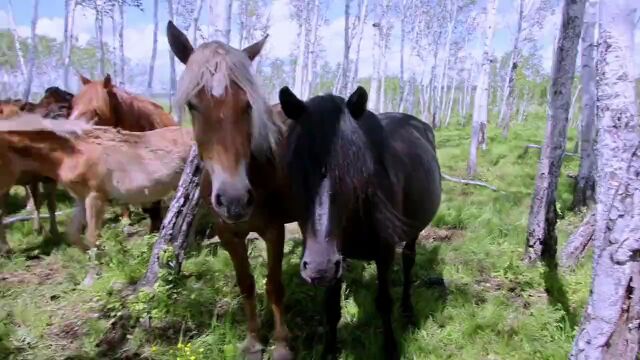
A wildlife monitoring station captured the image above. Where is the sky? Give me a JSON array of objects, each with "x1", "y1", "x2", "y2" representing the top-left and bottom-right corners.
[{"x1": 0, "y1": 0, "x2": 638, "y2": 93}]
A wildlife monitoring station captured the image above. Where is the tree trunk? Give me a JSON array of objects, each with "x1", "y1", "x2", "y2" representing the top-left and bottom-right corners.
[
  {"x1": 339, "y1": 0, "x2": 351, "y2": 96},
  {"x1": 63, "y1": 0, "x2": 77, "y2": 90},
  {"x1": 397, "y1": 0, "x2": 407, "y2": 111},
  {"x1": 568, "y1": 84, "x2": 582, "y2": 127},
  {"x1": 572, "y1": 0, "x2": 598, "y2": 210},
  {"x1": 7, "y1": 0, "x2": 27, "y2": 81},
  {"x1": 498, "y1": 0, "x2": 524, "y2": 136},
  {"x1": 209, "y1": 0, "x2": 232, "y2": 43},
  {"x1": 524, "y1": 0, "x2": 586, "y2": 264},
  {"x1": 111, "y1": 13, "x2": 118, "y2": 82},
  {"x1": 137, "y1": 146, "x2": 204, "y2": 289},
  {"x1": 191, "y1": 0, "x2": 205, "y2": 46},
  {"x1": 444, "y1": 75, "x2": 456, "y2": 126},
  {"x1": 466, "y1": 0, "x2": 498, "y2": 177},
  {"x1": 22, "y1": 0, "x2": 39, "y2": 101},
  {"x1": 349, "y1": 0, "x2": 369, "y2": 92},
  {"x1": 117, "y1": 1, "x2": 125, "y2": 86},
  {"x1": 369, "y1": 20, "x2": 380, "y2": 112},
  {"x1": 570, "y1": 1, "x2": 640, "y2": 357},
  {"x1": 560, "y1": 210, "x2": 595, "y2": 268},
  {"x1": 147, "y1": 0, "x2": 159, "y2": 95},
  {"x1": 304, "y1": 0, "x2": 321, "y2": 99},
  {"x1": 168, "y1": 0, "x2": 176, "y2": 110},
  {"x1": 436, "y1": 0, "x2": 458, "y2": 125},
  {"x1": 293, "y1": 2, "x2": 308, "y2": 96},
  {"x1": 96, "y1": 0, "x2": 105, "y2": 76}
]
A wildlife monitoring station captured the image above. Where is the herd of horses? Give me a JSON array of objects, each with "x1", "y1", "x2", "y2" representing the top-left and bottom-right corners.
[{"x1": 0, "y1": 21, "x2": 442, "y2": 359}]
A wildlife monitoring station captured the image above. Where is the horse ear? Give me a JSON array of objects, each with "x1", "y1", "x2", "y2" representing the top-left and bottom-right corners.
[
  {"x1": 167, "y1": 20, "x2": 194, "y2": 65},
  {"x1": 278, "y1": 86, "x2": 306, "y2": 122},
  {"x1": 242, "y1": 35, "x2": 268, "y2": 62},
  {"x1": 103, "y1": 74, "x2": 113, "y2": 89},
  {"x1": 346, "y1": 86, "x2": 368, "y2": 120},
  {"x1": 78, "y1": 73, "x2": 91, "y2": 85}
]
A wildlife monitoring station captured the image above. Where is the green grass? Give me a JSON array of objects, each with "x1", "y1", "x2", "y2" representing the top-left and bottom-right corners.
[{"x1": 0, "y1": 112, "x2": 593, "y2": 359}]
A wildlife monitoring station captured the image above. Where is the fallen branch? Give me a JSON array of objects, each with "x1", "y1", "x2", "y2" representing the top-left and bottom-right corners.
[
  {"x1": 2, "y1": 210, "x2": 73, "y2": 225},
  {"x1": 521, "y1": 144, "x2": 579, "y2": 158},
  {"x1": 560, "y1": 211, "x2": 595, "y2": 269},
  {"x1": 441, "y1": 173, "x2": 499, "y2": 192}
]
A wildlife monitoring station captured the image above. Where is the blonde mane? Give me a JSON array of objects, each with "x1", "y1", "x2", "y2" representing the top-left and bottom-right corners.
[{"x1": 175, "y1": 41, "x2": 281, "y2": 156}]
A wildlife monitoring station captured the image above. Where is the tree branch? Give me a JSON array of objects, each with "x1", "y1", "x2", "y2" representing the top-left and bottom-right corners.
[
  {"x1": 560, "y1": 210, "x2": 595, "y2": 269},
  {"x1": 2, "y1": 210, "x2": 73, "y2": 226},
  {"x1": 441, "y1": 173, "x2": 499, "y2": 191},
  {"x1": 521, "y1": 144, "x2": 579, "y2": 158}
]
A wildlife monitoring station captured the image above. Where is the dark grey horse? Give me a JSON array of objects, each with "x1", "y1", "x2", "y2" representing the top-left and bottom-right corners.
[{"x1": 279, "y1": 86, "x2": 442, "y2": 359}]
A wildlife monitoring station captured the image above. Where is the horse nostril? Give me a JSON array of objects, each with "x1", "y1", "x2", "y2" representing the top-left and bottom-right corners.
[
  {"x1": 302, "y1": 261, "x2": 309, "y2": 270},
  {"x1": 246, "y1": 190, "x2": 254, "y2": 207},
  {"x1": 215, "y1": 193, "x2": 224, "y2": 208}
]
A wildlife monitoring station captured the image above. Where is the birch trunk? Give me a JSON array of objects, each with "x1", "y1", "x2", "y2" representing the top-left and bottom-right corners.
[
  {"x1": 117, "y1": 1, "x2": 125, "y2": 86},
  {"x1": 7, "y1": 0, "x2": 26, "y2": 79},
  {"x1": 497, "y1": 0, "x2": 524, "y2": 136},
  {"x1": 304, "y1": 0, "x2": 321, "y2": 99},
  {"x1": 397, "y1": 0, "x2": 407, "y2": 111},
  {"x1": 524, "y1": 0, "x2": 586, "y2": 264},
  {"x1": 168, "y1": 0, "x2": 176, "y2": 109},
  {"x1": 147, "y1": 0, "x2": 159, "y2": 95},
  {"x1": 573, "y1": 0, "x2": 598, "y2": 210},
  {"x1": 340, "y1": 0, "x2": 351, "y2": 96},
  {"x1": 191, "y1": 0, "x2": 204, "y2": 46},
  {"x1": 63, "y1": 0, "x2": 77, "y2": 90},
  {"x1": 22, "y1": 0, "x2": 39, "y2": 101},
  {"x1": 568, "y1": 84, "x2": 582, "y2": 127},
  {"x1": 293, "y1": 2, "x2": 308, "y2": 96},
  {"x1": 96, "y1": 0, "x2": 106, "y2": 76},
  {"x1": 111, "y1": 13, "x2": 118, "y2": 82},
  {"x1": 570, "y1": 1, "x2": 640, "y2": 357},
  {"x1": 349, "y1": 0, "x2": 369, "y2": 92},
  {"x1": 370, "y1": 22, "x2": 381, "y2": 112},
  {"x1": 436, "y1": 0, "x2": 458, "y2": 124},
  {"x1": 209, "y1": 0, "x2": 232, "y2": 43},
  {"x1": 466, "y1": 0, "x2": 498, "y2": 177},
  {"x1": 517, "y1": 87, "x2": 529, "y2": 123},
  {"x1": 444, "y1": 75, "x2": 455, "y2": 126}
]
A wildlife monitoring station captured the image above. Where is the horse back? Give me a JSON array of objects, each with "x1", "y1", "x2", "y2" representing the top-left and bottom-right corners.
[{"x1": 113, "y1": 89, "x2": 177, "y2": 131}]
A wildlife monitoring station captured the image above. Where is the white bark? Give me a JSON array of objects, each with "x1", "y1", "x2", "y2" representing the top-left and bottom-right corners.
[
  {"x1": 303, "y1": 0, "x2": 321, "y2": 99},
  {"x1": 111, "y1": 11, "x2": 118, "y2": 81},
  {"x1": 147, "y1": 0, "x2": 159, "y2": 94},
  {"x1": 191, "y1": 0, "x2": 205, "y2": 46},
  {"x1": 168, "y1": 0, "x2": 177, "y2": 108},
  {"x1": 96, "y1": 0, "x2": 106, "y2": 76},
  {"x1": 22, "y1": 0, "x2": 39, "y2": 101},
  {"x1": 349, "y1": 0, "x2": 369, "y2": 92},
  {"x1": 524, "y1": 0, "x2": 586, "y2": 263},
  {"x1": 209, "y1": 0, "x2": 232, "y2": 43},
  {"x1": 117, "y1": 1, "x2": 125, "y2": 86},
  {"x1": 570, "y1": 1, "x2": 640, "y2": 358},
  {"x1": 467, "y1": 0, "x2": 498, "y2": 177},
  {"x1": 338, "y1": 0, "x2": 351, "y2": 96},
  {"x1": 370, "y1": 20, "x2": 380, "y2": 112},
  {"x1": 63, "y1": 0, "x2": 78, "y2": 90},
  {"x1": 436, "y1": 0, "x2": 458, "y2": 125},
  {"x1": 7, "y1": 0, "x2": 27, "y2": 79},
  {"x1": 293, "y1": 2, "x2": 309, "y2": 95}
]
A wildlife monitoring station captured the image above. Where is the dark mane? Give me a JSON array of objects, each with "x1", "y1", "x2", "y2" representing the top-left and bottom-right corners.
[
  {"x1": 43, "y1": 86, "x2": 74, "y2": 104},
  {"x1": 286, "y1": 93, "x2": 411, "y2": 242}
]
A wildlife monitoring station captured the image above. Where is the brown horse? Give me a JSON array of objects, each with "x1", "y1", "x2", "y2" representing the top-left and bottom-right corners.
[
  {"x1": 0, "y1": 91, "x2": 74, "y2": 242},
  {"x1": 167, "y1": 21, "x2": 294, "y2": 360},
  {"x1": 70, "y1": 74, "x2": 178, "y2": 231},
  {"x1": 0, "y1": 115, "x2": 194, "y2": 285}
]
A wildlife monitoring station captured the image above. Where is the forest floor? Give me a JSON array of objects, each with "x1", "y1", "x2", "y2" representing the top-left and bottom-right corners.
[{"x1": 0, "y1": 111, "x2": 593, "y2": 360}]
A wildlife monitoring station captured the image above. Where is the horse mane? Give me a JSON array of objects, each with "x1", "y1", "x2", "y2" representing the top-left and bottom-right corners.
[
  {"x1": 0, "y1": 113, "x2": 92, "y2": 137},
  {"x1": 175, "y1": 40, "x2": 281, "y2": 156},
  {"x1": 286, "y1": 94, "x2": 414, "y2": 244}
]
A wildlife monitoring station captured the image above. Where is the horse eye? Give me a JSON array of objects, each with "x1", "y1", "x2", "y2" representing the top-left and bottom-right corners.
[{"x1": 187, "y1": 102, "x2": 198, "y2": 112}]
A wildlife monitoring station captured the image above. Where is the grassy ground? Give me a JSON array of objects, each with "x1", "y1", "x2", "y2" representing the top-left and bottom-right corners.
[{"x1": 0, "y1": 111, "x2": 593, "y2": 360}]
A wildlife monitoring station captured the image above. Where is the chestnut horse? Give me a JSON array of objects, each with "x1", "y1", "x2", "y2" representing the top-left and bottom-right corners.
[
  {"x1": 167, "y1": 21, "x2": 294, "y2": 359},
  {"x1": 279, "y1": 86, "x2": 442, "y2": 359},
  {"x1": 70, "y1": 74, "x2": 178, "y2": 232},
  {"x1": 0, "y1": 115, "x2": 193, "y2": 284},
  {"x1": 0, "y1": 89, "x2": 74, "y2": 244}
]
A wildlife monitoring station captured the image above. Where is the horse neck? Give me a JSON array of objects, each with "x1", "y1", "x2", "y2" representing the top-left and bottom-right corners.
[
  {"x1": 111, "y1": 89, "x2": 175, "y2": 131},
  {"x1": 1, "y1": 132, "x2": 73, "y2": 180}
]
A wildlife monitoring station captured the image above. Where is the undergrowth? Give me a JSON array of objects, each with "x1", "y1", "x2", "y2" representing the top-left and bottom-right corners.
[{"x1": 0, "y1": 114, "x2": 593, "y2": 360}]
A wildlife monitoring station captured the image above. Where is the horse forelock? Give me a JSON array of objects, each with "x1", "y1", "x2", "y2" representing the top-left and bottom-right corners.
[{"x1": 175, "y1": 41, "x2": 280, "y2": 157}]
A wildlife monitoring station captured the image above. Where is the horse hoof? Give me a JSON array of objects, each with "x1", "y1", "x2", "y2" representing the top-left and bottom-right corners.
[
  {"x1": 272, "y1": 344, "x2": 293, "y2": 360},
  {"x1": 240, "y1": 337, "x2": 264, "y2": 360}
]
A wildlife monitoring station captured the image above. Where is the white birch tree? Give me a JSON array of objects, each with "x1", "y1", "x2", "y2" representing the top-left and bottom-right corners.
[
  {"x1": 524, "y1": 0, "x2": 586, "y2": 263},
  {"x1": 190, "y1": 0, "x2": 204, "y2": 46},
  {"x1": 7, "y1": 0, "x2": 27, "y2": 80},
  {"x1": 209, "y1": 0, "x2": 232, "y2": 43},
  {"x1": 570, "y1": 1, "x2": 640, "y2": 357},
  {"x1": 572, "y1": 0, "x2": 598, "y2": 209},
  {"x1": 146, "y1": 0, "x2": 159, "y2": 94},
  {"x1": 466, "y1": 0, "x2": 498, "y2": 177},
  {"x1": 63, "y1": 0, "x2": 78, "y2": 90},
  {"x1": 22, "y1": 0, "x2": 39, "y2": 101}
]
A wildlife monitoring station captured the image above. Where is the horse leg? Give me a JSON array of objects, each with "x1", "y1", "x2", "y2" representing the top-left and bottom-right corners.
[
  {"x1": 0, "y1": 193, "x2": 11, "y2": 256},
  {"x1": 219, "y1": 230, "x2": 263, "y2": 359},
  {"x1": 142, "y1": 201, "x2": 163, "y2": 233},
  {"x1": 68, "y1": 199, "x2": 89, "y2": 251},
  {"x1": 43, "y1": 181, "x2": 60, "y2": 237},
  {"x1": 121, "y1": 205, "x2": 131, "y2": 224},
  {"x1": 322, "y1": 279, "x2": 343, "y2": 359},
  {"x1": 401, "y1": 236, "x2": 418, "y2": 325},
  {"x1": 82, "y1": 192, "x2": 106, "y2": 287},
  {"x1": 27, "y1": 182, "x2": 42, "y2": 234},
  {"x1": 376, "y1": 250, "x2": 399, "y2": 360},
  {"x1": 259, "y1": 226, "x2": 292, "y2": 360}
]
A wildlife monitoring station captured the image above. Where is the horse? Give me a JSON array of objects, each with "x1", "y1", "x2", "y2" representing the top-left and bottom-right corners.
[
  {"x1": 166, "y1": 20, "x2": 294, "y2": 360},
  {"x1": 0, "y1": 114, "x2": 194, "y2": 285},
  {"x1": 279, "y1": 86, "x2": 442, "y2": 359},
  {"x1": 69, "y1": 73, "x2": 178, "y2": 232},
  {"x1": 0, "y1": 91, "x2": 74, "y2": 244}
]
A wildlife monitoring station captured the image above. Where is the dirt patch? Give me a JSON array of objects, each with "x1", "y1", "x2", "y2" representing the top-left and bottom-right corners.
[
  {"x1": 418, "y1": 228, "x2": 464, "y2": 244},
  {"x1": 0, "y1": 258, "x2": 64, "y2": 286}
]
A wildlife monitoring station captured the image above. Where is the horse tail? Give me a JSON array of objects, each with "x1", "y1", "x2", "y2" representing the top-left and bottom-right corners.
[{"x1": 0, "y1": 113, "x2": 92, "y2": 137}]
